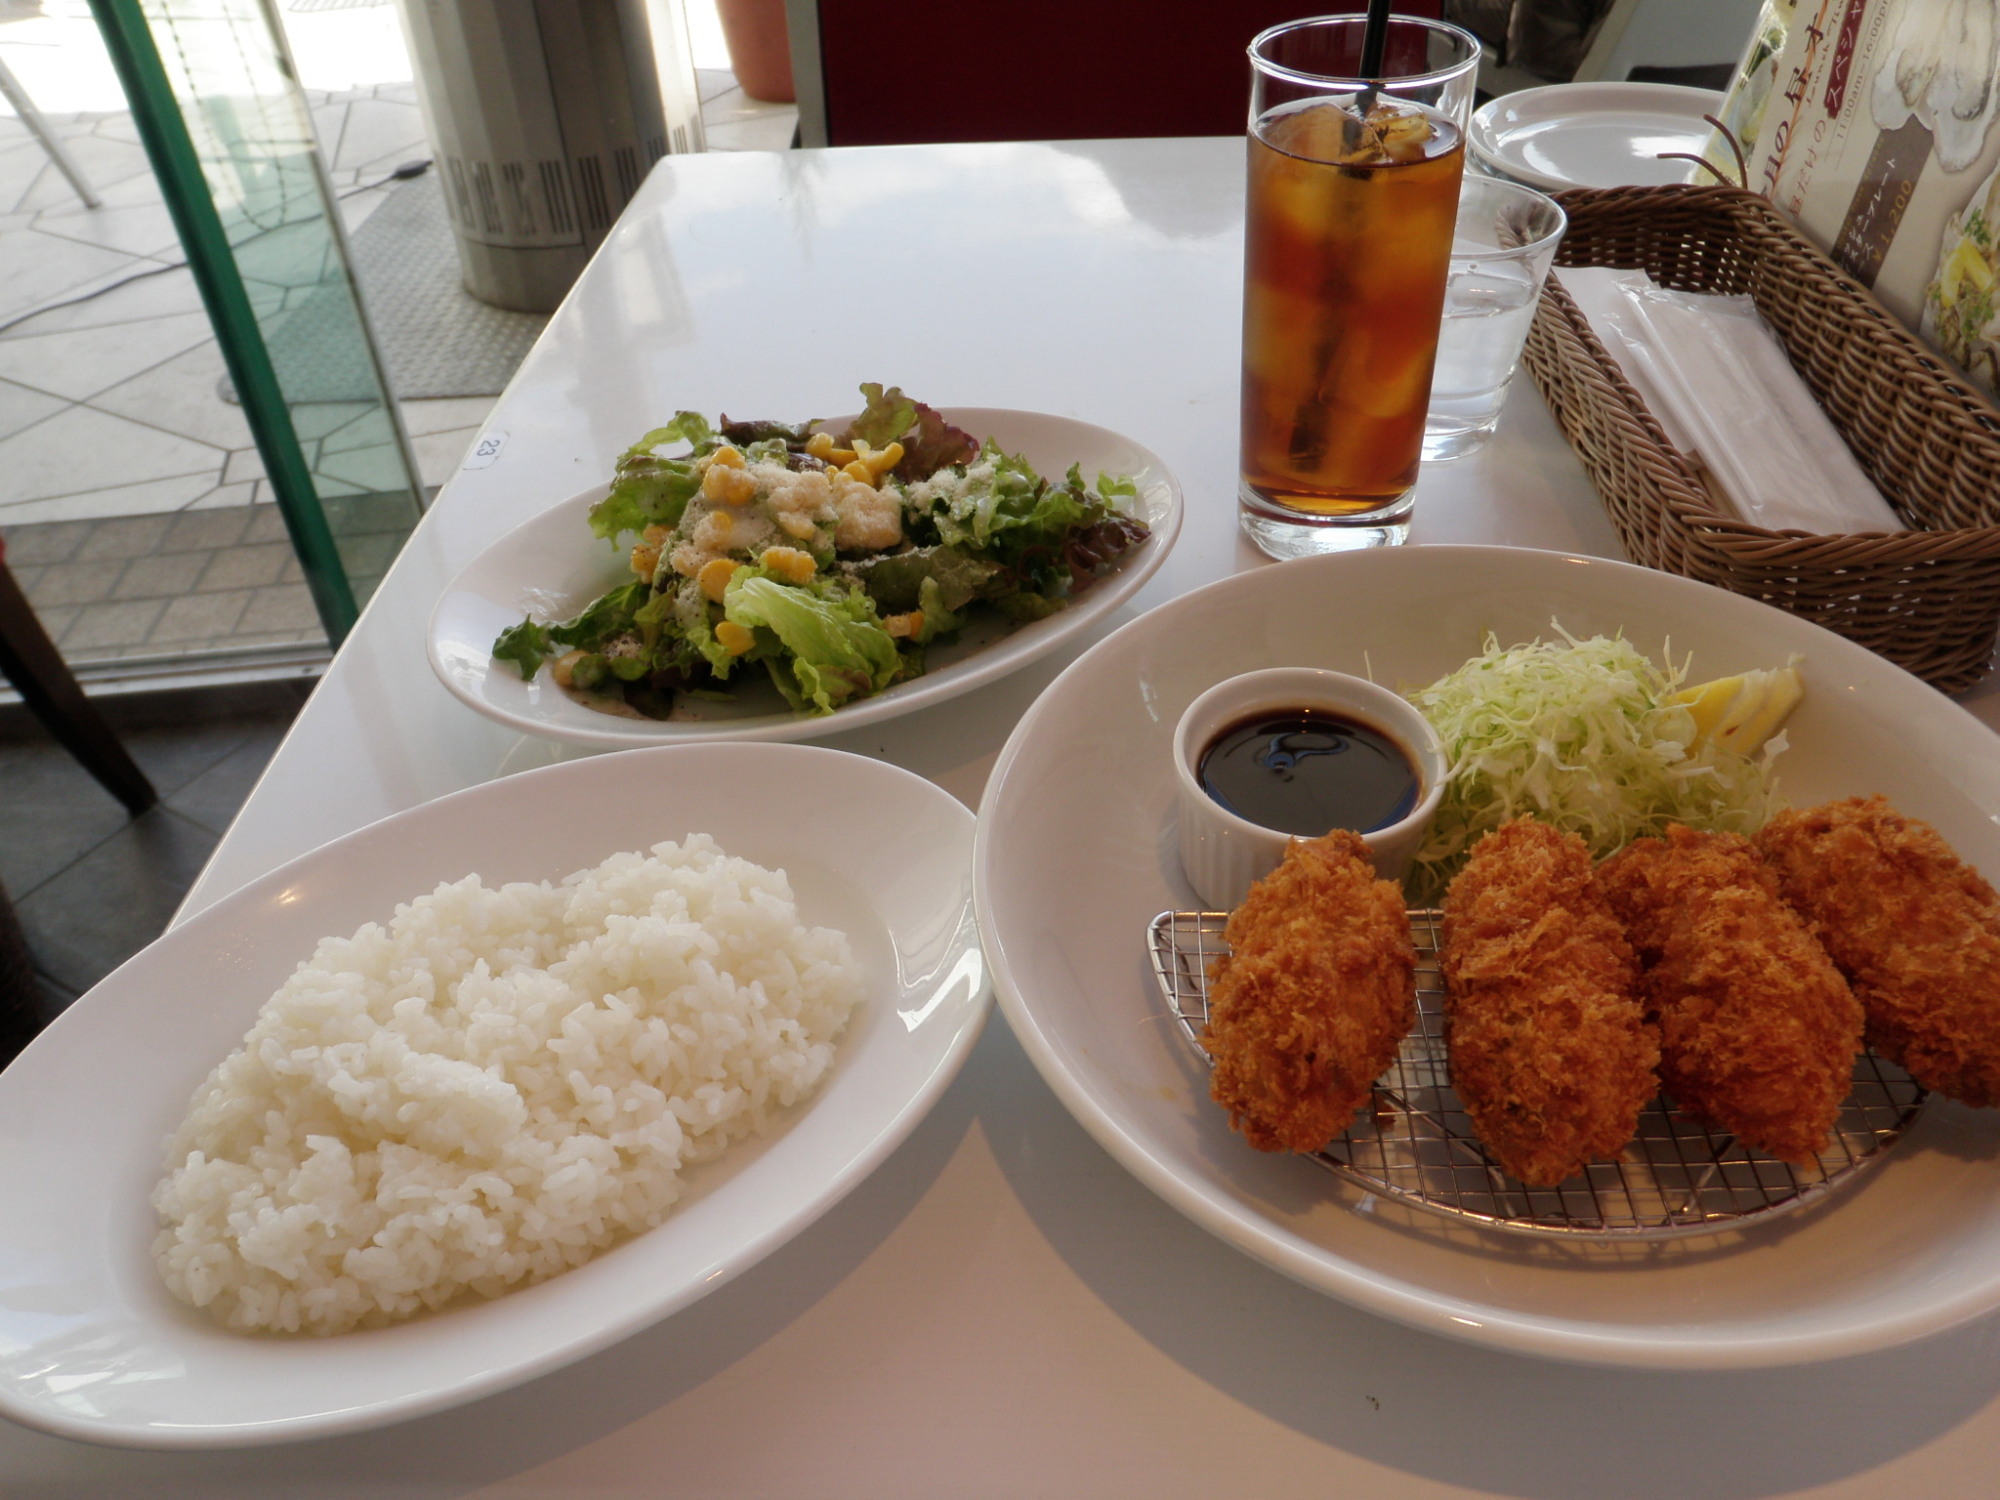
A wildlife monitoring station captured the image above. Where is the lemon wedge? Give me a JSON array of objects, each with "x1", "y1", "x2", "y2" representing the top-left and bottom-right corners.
[{"x1": 1670, "y1": 656, "x2": 1803, "y2": 755}]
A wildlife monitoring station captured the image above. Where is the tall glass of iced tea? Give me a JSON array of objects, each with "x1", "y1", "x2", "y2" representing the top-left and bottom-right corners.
[{"x1": 1240, "y1": 16, "x2": 1479, "y2": 558}]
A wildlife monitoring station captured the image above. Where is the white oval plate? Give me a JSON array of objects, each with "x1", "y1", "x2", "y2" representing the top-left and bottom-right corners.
[
  {"x1": 428, "y1": 408, "x2": 1183, "y2": 747},
  {"x1": 1470, "y1": 83, "x2": 1724, "y2": 191},
  {"x1": 974, "y1": 545, "x2": 2000, "y2": 1370},
  {"x1": 0, "y1": 744, "x2": 987, "y2": 1448}
]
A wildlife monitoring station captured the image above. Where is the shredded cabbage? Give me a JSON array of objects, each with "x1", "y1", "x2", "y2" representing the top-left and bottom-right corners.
[{"x1": 1403, "y1": 628, "x2": 1786, "y2": 904}]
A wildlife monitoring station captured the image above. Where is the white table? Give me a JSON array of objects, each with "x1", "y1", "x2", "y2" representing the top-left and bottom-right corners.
[{"x1": 11, "y1": 136, "x2": 2000, "y2": 1496}]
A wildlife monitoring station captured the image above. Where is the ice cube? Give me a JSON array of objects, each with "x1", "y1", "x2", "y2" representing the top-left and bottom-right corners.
[
  {"x1": 1367, "y1": 102, "x2": 1437, "y2": 164},
  {"x1": 1266, "y1": 101, "x2": 1388, "y2": 165}
]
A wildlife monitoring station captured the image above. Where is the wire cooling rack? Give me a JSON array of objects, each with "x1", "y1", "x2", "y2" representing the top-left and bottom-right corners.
[{"x1": 1147, "y1": 909, "x2": 1928, "y2": 1240}]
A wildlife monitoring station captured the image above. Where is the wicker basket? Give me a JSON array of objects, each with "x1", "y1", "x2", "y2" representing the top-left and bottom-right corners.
[{"x1": 1520, "y1": 183, "x2": 2000, "y2": 694}]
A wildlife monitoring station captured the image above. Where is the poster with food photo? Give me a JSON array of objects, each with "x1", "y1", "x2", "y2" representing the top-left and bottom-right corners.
[
  {"x1": 1703, "y1": 0, "x2": 1800, "y2": 180},
  {"x1": 1745, "y1": 0, "x2": 2000, "y2": 395}
]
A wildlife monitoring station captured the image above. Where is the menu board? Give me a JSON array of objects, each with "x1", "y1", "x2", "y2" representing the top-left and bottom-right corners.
[{"x1": 1745, "y1": 0, "x2": 2000, "y2": 395}]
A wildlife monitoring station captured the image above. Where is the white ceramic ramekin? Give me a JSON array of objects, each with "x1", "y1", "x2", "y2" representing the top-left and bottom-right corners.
[{"x1": 1172, "y1": 667, "x2": 1446, "y2": 911}]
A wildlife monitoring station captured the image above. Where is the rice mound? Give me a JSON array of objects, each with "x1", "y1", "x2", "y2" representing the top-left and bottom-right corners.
[{"x1": 151, "y1": 835, "x2": 863, "y2": 1336}]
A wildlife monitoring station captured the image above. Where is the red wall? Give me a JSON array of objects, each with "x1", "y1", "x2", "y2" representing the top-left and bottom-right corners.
[{"x1": 815, "y1": 1, "x2": 1449, "y2": 145}]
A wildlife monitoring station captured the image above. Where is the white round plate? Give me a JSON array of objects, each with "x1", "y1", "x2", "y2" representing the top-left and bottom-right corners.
[
  {"x1": 428, "y1": 408, "x2": 1183, "y2": 747},
  {"x1": 974, "y1": 545, "x2": 2000, "y2": 1370},
  {"x1": 0, "y1": 744, "x2": 988, "y2": 1448},
  {"x1": 1469, "y1": 83, "x2": 1724, "y2": 191}
]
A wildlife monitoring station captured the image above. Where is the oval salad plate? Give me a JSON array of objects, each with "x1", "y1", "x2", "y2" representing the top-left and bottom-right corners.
[
  {"x1": 976, "y1": 545, "x2": 2000, "y2": 1371},
  {"x1": 427, "y1": 408, "x2": 1183, "y2": 748},
  {"x1": 0, "y1": 743, "x2": 987, "y2": 1448}
]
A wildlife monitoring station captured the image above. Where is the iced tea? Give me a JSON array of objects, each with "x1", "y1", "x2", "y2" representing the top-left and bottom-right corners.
[{"x1": 1240, "y1": 97, "x2": 1465, "y2": 522}]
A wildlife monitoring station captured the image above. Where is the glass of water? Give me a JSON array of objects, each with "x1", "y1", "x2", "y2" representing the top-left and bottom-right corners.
[{"x1": 1423, "y1": 176, "x2": 1567, "y2": 462}]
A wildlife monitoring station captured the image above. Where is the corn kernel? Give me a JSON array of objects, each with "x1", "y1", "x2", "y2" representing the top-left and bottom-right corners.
[
  {"x1": 551, "y1": 649, "x2": 588, "y2": 687},
  {"x1": 882, "y1": 609, "x2": 925, "y2": 639},
  {"x1": 759, "y1": 546, "x2": 817, "y2": 583},
  {"x1": 841, "y1": 459, "x2": 875, "y2": 484},
  {"x1": 642, "y1": 524, "x2": 670, "y2": 544},
  {"x1": 808, "y1": 428, "x2": 855, "y2": 465},
  {"x1": 776, "y1": 509, "x2": 819, "y2": 540},
  {"x1": 709, "y1": 444, "x2": 745, "y2": 468},
  {"x1": 714, "y1": 620, "x2": 755, "y2": 656},
  {"x1": 863, "y1": 440, "x2": 904, "y2": 479},
  {"x1": 630, "y1": 543, "x2": 660, "y2": 579},
  {"x1": 698, "y1": 556, "x2": 738, "y2": 601}
]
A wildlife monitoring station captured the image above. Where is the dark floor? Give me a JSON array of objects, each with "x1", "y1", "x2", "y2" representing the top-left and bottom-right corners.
[{"x1": 0, "y1": 678, "x2": 309, "y2": 1044}]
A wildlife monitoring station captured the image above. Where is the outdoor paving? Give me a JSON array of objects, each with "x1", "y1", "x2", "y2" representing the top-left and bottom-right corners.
[
  {"x1": 0, "y1": 0, "x2": 796, "y2": 674},
  {"x1": 1, "y1": 499, "x2": 421, "y2": 662},
  {"x1": 0, "y1": 65, "x2": 450, "y2": 529}
]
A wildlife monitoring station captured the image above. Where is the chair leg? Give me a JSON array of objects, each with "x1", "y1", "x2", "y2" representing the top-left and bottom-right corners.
[
  {"x1": 0, "y1": 56, "x2": 102, "y2": 209},
  {"x1": 0, "y1": 561, "x2": 156, "y2": 814}
]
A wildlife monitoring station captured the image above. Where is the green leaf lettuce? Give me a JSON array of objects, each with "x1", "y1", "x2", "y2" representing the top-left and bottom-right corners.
[{"x1": 721, "y1": 575, "x2": 901, "y2": 715}]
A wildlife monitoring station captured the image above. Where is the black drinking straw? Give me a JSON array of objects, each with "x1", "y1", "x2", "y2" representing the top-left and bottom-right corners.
[
  {"x1": 1358, "y1": 0, "x2": 1393, "y2": 79},
  {"x1": 1357, "y1": 0, "x2": 1393, "y2": 112}
]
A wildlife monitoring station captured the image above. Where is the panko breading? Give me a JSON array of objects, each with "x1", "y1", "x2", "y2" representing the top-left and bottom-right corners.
[
  {"x1": 1599, "y1": 826, "x2": 1863, "y2": 1164},
  {"x1": 1442, "y1": 818, "x2": 1658, "y2": 1186},
  {"x1": 1203, "y1": 830, "x2": 1416, "y2": 1154},
  {"x1": 1757, "y1": 796, "x2": 2000, "y2": 1107}
]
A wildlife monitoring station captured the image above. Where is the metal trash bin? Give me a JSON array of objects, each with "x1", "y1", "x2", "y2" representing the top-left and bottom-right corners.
[{"x1": 395, "y1": 0, "x2": 703, "y2": 312}]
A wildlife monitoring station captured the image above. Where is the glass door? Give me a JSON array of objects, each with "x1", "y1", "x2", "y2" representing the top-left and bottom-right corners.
[{"x1": 89, "y1": 0, "x2": 424, "y2": 645}]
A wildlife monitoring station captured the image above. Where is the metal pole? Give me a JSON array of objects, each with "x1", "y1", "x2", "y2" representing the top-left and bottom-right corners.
[{"x1": 84, "y1": 0, "x2": 361, "y2": 645}]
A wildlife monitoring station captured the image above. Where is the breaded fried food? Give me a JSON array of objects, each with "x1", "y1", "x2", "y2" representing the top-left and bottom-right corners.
[
  {"x1": 1757, "y1": 796, "x2": 2000, "y2": 1107},
  {"x1": 1599, "y1": 825, "x2": 1862, "y2": 1164},
  {"x1": 1441, "y1": 818, "x2": 1657, "y2": 1186},
  {"x1": 1203, "y1": 829, "x2": 1417, "y2": 1154}
]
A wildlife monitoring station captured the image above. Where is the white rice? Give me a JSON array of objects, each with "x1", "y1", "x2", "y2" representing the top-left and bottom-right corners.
[{"x1": 151, "y1": 835, "x2": 862, "y2": 1336}]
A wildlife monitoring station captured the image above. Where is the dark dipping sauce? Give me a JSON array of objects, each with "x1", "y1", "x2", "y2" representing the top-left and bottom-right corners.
[{"x1": 1198, "y1": 710, "x2": 1419, "y2": 838}]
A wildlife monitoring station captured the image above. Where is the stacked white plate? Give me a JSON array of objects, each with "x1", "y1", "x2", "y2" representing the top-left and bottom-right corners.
[{"x1": 1469, "y1": 83, "x2": 1726, "y2": 191}]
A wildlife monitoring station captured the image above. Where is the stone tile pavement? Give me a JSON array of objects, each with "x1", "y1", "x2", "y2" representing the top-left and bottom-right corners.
[
  {"x1": 3, "y1": 487, "x2": 425, "y2": 664},
  {"x1": 0, "y1": 66, "x2": 474, "y2": 532}
]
